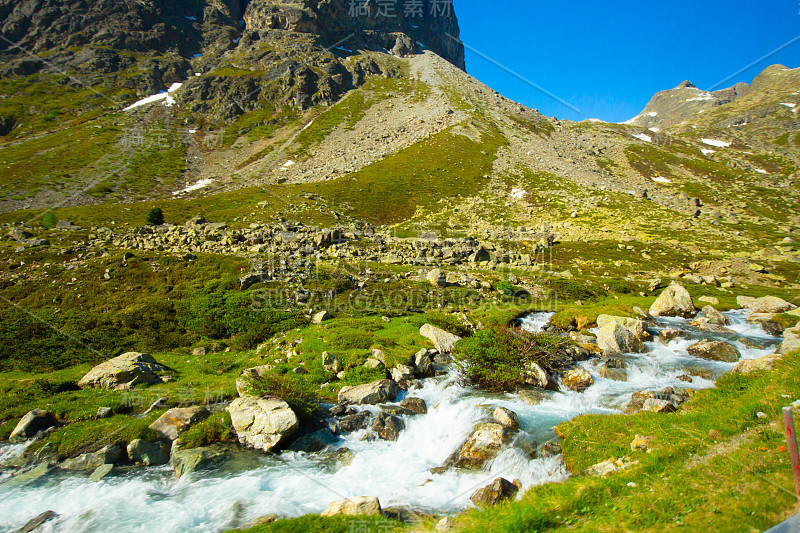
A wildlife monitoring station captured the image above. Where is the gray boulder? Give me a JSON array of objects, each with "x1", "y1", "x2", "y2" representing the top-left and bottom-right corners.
[
  {"x1": 649, "y1": 282, "x2": 696, "y2": 318},
  {"x1": 149, "y1": 406, "x2": 210, "y2": 441},
  {"x1": 413, "y1": 349, "x2": 434, "y2": 377},
  {"x1": 492, "y1": 407, "x2": 519, "y2": 431},
  {"x1": 399, "y1": 397, "x2": 428, "y2": 415},
  {"x1": 227, "y1": 396, "x2": 299, "y2": 453},
  {"x1": 78, "y1": 352, "x2": 167, "y2": 390},
  {"x1": 737, "y1": 295, "x2": 796, "y2": 314},
  {"x1": 338, "y1": 379, "x2": 400, "y2": 405},
  {"x1": 372, "y1": 412, "x2": 405, "y2": 441},
  {"x1": 596, "y1": 322, "x2": 647, "y2": 355},
  {"x1": 420, "y1": 324, "x2": 461, "y2": 354},
  {"x1": 687, "y1": 340, "x2": 741, "y2": 362},
  {"x1": 444, "y1": 423, "x2": 513, "y2": 470},
  {"x1": 321, "y1": 496, "x2": 382, "y2": 517}
]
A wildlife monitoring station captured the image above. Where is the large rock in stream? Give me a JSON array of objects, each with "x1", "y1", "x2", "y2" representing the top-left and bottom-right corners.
[
  {"x1": 596, "y1": 320, "x2": 647, "y2": 355},
  {"x1": 442, "y1": 422, "x2": 514, "y2": 470},
  {"x1": 687, "y1": 340, "x2": 741, "y2": 362},
  {"x1": 338, "y1": 379, "x2": 400, "y2": 405}
]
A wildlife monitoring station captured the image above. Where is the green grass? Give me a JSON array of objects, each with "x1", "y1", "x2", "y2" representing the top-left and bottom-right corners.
[
  {"x1": 236, "y1": 515, "x2": 401, "y2": 533},
  {"x1": 0, "y1": 248, "x2": 306, "y2": 371},
  {"x1": 125, "y1": 143, "x2": 187, "y2": 194},
  {"x1": 308, "y1": 122, "x2": 507, "y2": 225}
]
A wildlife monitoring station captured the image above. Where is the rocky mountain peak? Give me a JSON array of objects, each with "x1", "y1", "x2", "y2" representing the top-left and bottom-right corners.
[
  {"x1": 676, "y1": 80, "x2": 696, "y2": 89},
  {"x1": 242, "y1": 0, "x2": 465, "y2": 70}
]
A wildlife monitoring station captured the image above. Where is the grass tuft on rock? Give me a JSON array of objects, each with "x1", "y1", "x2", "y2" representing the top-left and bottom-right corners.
[{"x1": 454, "y1": 325, "x2": 573, "y2": 392}]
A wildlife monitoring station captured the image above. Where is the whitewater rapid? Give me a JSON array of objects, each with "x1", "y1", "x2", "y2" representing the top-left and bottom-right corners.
[{"x1": 0, "y1": 311, "x2": 780, "y2": 532}]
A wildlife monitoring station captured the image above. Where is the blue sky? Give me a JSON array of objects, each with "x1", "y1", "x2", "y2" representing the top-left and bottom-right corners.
[{"x1": 454, "y1": 0, "x2": 800, "y2": 122}]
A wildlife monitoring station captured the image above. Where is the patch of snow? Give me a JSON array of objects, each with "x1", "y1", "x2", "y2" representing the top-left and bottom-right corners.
[
  {"x1": 687, "y1": 92, "x2": 714, "y2": 102},
  {"x1": 621, "y1": 114, "x2": 641, "y2": 125},
  {"x1": 195, "y1": 73, "x2": 202, "y2": 77},
  {"x1": 646, "y1": 111, "x2": 658, "y2": 117},
  {"x1": 652, "y1": 176, "x2": 671, "y2": 184},
  {"x1": 281, "y1": 160, "x2": 296, "y2": 171},
  {"x1": 781, "y1": 102, "x2": 797, "y2": 108},
  {"x1": 188, "y1": 129, "x2": 197, "y2": 134},
  {"x1": 301, "y1": 119, "x2": 315, "y2": 132},
  {"x1": 755, "y1": 169, "x2": 768, "y2": 174},
  {"x1": 649, "y1": 127, "x2": 660, "y2": 132},
  {"x1": 586, "y1": 118, "x2": 606, "y2": 123},
  {"x1": 701, "y1": 138, "x2": 731, "y2": 148},
  {"x1": 510, "y1": 188, "x2": 527, "y2": 199},
  {"x1": 632, "y1": 133, "x2": 652, "y2": 142},
  {"x1": 174, "y1": 179, "x2": 213, "y2": 196},
  {"x1": 124, "y1": 82, "x2": 183, "y2": 111},
  {"x1": 701, "y1": 148, "x2": 716, "y2": 156}
]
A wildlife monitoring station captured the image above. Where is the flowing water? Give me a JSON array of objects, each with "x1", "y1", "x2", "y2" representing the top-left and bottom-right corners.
[{"x1": 0, "y1": 311, "x2": 781, "y2": 532}]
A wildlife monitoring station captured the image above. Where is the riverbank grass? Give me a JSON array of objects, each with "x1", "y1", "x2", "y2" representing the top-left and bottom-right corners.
[{"x1": 454, "y1": 349, "x2": 800, "y2": 532}]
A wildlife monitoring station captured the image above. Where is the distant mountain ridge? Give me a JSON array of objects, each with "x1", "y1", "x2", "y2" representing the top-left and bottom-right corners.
[{"x1": 622, "y1": 79, "x2": 752, "y2": 130}]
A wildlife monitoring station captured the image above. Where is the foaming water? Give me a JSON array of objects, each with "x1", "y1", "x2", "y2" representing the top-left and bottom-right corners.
[{"x1": 0, "y1": 311, "x2": 780, "y2": 532}]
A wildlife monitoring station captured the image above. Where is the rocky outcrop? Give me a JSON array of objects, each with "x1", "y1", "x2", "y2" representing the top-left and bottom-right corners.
[
  {"x1": 779, "y1": 325, "x2": 800, "y2": 354},
  {"x1": 9, "y1": 409, "x2": 58, "y2": 441},
  {"x1": 649, "y1": 283, "x2": 696, "y2": 318},
  {"x1": 227, "y1": 396, "x2": 300, "y2": 453},
  {"x1": 321, "y1": 496, "x2": 382, "y2": 517},
  {"x1": 372, "y1": 412, "x2": 405, "y2": 441},
  {"x1": 78, "y1": 352, "x2": 167, "y2": 390},
  {"x1": 338, "y1": 379, "x2": 400, "y2": 405},
  {"x1": 731, "y1": 354, "x2": 781, "y2": 374},
  {"x1": 443, "y1": 423, "x2": 513, "y2": 470},
  {"x1": 687, "y1": 340, "x2": 741, "y2": 363},
  {"x1": 243, "y1": 0, "x2": 465, "y2": 70},
  {"x1": 737, "y1": 296, "x2": 797, "y2": 314},
  {"x1": 623, "y1": 79, "x2": 750, "y2": 129},
  {"x1": 470, "y1": 477, "x2": 519, "y2": 506}
]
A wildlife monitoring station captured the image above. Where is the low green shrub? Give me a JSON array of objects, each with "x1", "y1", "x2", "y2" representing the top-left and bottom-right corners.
[
  {"x1": 454, "y1": 325, "x2": 573, "y2": 392},
  {"x1": 180, "y1": 411, "x2": 236, "y2": 449},
  {"x1": 246, "y1": 372, "x2": 320, "y2": 421}
]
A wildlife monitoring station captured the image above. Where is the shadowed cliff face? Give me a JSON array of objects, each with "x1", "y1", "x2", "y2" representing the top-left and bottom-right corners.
[
  {"x1": 0, "y1": 0, "x2": 464, "y2": 71},
  {"x1": 241, "y1": 0, "x2": 465, "y2": 70}
]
